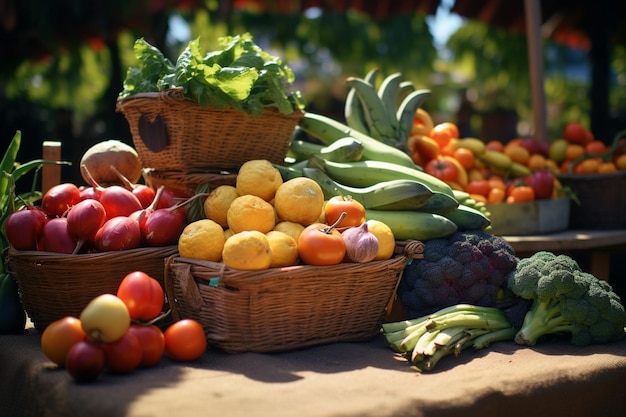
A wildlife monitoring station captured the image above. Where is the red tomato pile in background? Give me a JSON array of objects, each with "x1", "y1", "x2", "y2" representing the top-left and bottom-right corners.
[{"x1": 407, "y1": 115, "x2": 626, "y2": 205}]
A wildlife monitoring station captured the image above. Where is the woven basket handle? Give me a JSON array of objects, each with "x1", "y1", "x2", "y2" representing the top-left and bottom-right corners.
[{"x1": 395, "y1": 239, "x2": 425, "y2": 260}]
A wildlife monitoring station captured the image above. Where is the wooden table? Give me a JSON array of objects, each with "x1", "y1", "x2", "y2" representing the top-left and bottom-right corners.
[{"x1": 503, "y1": 229, "x2": 626, "y2": 281}]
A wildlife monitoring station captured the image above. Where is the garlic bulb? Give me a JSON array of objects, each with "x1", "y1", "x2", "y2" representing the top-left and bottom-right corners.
[{"x1": 341, "y1": 222, "x2": 379, "y2": 263}]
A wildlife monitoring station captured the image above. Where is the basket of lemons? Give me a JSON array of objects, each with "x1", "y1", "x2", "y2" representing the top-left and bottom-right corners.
[{"x1": 164, "y1": 160, "x2": 423, "y2": 353}]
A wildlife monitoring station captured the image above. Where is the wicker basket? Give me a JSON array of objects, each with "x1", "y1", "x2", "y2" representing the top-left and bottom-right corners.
[
  {"x1": 163, "y1": 240, "x2": 424, "y2": 353},
  {"x1": 116, "y1": 89, "x2": 302, "y2": 173},
  {"x1": 558, "y1": 171, "x2": 626, "y2": 229},
  {"x1": 143, "y1": 169, "x2": 237, "y2": 197},
  {"x1": 7, "y1": 245, "x2": 178, "y2": 331}
]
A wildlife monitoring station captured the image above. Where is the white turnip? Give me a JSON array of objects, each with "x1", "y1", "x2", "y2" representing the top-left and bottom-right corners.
[{"x1": 80, "y1": 140, "x2": 142, "y2": 186}]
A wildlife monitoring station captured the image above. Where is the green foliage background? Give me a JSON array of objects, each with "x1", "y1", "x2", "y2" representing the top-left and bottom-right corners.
[{"x1": 1, "y1": 3, "x2": 625, "y2": 185}]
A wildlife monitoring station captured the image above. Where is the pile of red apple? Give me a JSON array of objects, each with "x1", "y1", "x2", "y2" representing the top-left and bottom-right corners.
[{"x1": 5, "y1": 177, "x2": 198, "y2": 254}]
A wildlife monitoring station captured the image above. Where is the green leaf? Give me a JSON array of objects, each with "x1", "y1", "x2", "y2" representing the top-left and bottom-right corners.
[
  {"x1": 119, "y1": 33, "x2": 303, "y2": 115},
  {"x1": 0, "y1": 131, "x2": 21, "y2": 211}
]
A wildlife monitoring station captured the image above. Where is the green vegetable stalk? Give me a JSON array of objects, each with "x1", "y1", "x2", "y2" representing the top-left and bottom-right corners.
[
  {"x1": 382, "y1": 304, "x2": 516, "y2": 371},
  {"x1": 0, "y1": 131, "x2": 71, "y2": 334}
]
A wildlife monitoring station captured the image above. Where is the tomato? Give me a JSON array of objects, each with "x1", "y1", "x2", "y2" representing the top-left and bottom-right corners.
[
  {"x1": 527, "y1": 169, "x2": 554, "y2": 200},
  {"x1": 164, "y1": 319, "x2": 207, "y2": 362},
  {"x1": 101, "y1": 330, "x2": 142, "y2": 374},
  {"x1": 429, "y1": 123, "x2": 458, "y2": 148},
  {"x1": 465, "y1": 180, "x2": 490, "y2": 197},
  {"x1": 563, "y1": 122, "x2": 591, "y2": 145},
  {"x1": 584, "y1": 140, "x2": 607, "y2": 155},
  {"x1": 127, "y1": 324, "x2": 165, "y2": 367},
  {"x1": 324, "y1": 196, "x2": 366, "y2": 228},
  {"x1": 117, "y1": 271, "x2": 164, "y2": 321},
  {"x1": 452, "y1": 148, "x2": 475, "y2": 170},
  {"x1": 297, "y1": 222, "x2": 346, "y2": 266},
  {"x1": 487, "y1": 187, "x2": 506, "y2": 204},
  {"x1": 507, "y1": 185, "x2": 535, "y2": 203},
  {"x1": 41, "y1": 316, "x2": 87, "y2": 367},
  {"x1": 425, "y1": 157, "x2": 458, "y2": 182}
]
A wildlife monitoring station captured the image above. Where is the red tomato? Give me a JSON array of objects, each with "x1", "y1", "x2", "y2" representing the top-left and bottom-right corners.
[
  {"x1": 465, "y1": 180, "x2": 490, "y2": 198},
  {"x1": 429, "y1": 123, "x2": 458, "y2": 148},
  {"x1": 297, "y1": 222, "x2": 346, "y2": 266},
  {"x1": 507, "y1": 185, "x2": 535, "y2": 203},
  {"x1": 126, "y1": 324, "x2": 165, "y2": 367},
  {"x1": 324, "y1": 195, "x2": 366, "y2": 228},
  {"x1": 425, "y1": 157, "x2": 459, "y2": 182},
  {"x1": 41, "y1": 316, "x2": 87, "y2": 367},
  {"x1": 526, "y1": 170, "x2": 554, "y2": 200},
  {"x1": 116, "y1": 271, "x2": 164, "y2": 321},
  {"x1": 164, "y1": 319, "x2": 207, "y2": 362},
  {"x1": 101, "y1": 330, "x2": 143, "y2": 373},
  {"x1": 563, "y1": 122, "x2": 591, "y2": 145}
]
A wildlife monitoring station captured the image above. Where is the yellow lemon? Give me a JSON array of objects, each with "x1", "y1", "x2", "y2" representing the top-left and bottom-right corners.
[
  {"x1": 178, "y1": 219, "x2": 225, "y2": 261},
  {"x1": 266, "y1": 230, "x2": 299, "y2": 268},
  {"x1": 222, "y1": 230, "x2": 272, "y2": 270},
  {"x1": 365, "y1": 220, "x2": 396, "y2": 261},
  {"x1": 273, "y1": 177, "x2": 324, "y2": 226},
  {"x1": 236, "y1": 159, "x2": 283, "y2": 202},
  {"x1": 273, "y1": 221, "x2": 305, "y2": 243},
  {"x1": 227, "y1": 194, "x2": 276, "y2": 234},
  {"x1": 223, "y1": 228, "x2": 234, "y2": 241},
  {"x1": 203, "y1": 185, "x2": 239, "y2": 228}
]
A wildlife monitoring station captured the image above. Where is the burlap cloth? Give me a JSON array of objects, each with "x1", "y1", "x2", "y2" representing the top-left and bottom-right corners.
[{"x1": 1, "y1": 329, "x2": 625, "y2": 417}]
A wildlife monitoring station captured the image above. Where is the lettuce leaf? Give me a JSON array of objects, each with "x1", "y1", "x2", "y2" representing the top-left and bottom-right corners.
[{"x1": 118, "y1": 33, "x2": 304, "y2": 116}]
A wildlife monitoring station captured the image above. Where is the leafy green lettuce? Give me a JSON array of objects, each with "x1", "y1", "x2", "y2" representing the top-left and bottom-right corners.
[{"x1": 119, "y1": 33, "x2": 304, "y2": 116}]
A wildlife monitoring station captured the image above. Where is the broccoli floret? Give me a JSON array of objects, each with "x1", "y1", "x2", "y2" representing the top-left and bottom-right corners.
[
  {"x1": 398, "y1": 230, "x2": 518, "y2": 318},
  {"x1": 508, "y1": 251, "x2": 626, "y2": 346}
]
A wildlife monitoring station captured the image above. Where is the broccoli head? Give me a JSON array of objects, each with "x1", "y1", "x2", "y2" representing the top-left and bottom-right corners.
[
  {"x1": 398, "y1": 230, "x2": 518, "y2": 318},
  {"x1": 508, "y1": 251, "x2": 626, "y2": 346}
]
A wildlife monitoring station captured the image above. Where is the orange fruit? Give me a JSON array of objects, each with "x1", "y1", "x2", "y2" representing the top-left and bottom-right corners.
[
  {"x1": 564, "y1": 144, "x2": 585, "y2": 161},
  {"x1": 487, "y1": 187, "x2": 506, "y2": 204},
  {"x1": 615, "y1": 153, "x2": 626, "y2": 170},
  {"x1": 576, "y1": 158, "x2": 600, "y2": 174},
  {"x1": 597, "y1": 161, "x2": 617, "y2": 174},
  {"x1": 527, "y1": 154, "x2": 547, "y2": 170}
]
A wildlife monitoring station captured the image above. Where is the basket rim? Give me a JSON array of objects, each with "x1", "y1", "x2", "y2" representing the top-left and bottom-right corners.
[
  {"x1": 7, "y1": 245, "x2": 178, "y2": 262},
  {"x1": 164, "y1": 239, "x2": 424, "y2": 287},
  {"x1": 116, "y1": 88, "x2": 304, "y2": 119},
  {"x1": 557, "y1": 170, "x2": 626, "y2": 181}
]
